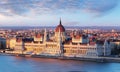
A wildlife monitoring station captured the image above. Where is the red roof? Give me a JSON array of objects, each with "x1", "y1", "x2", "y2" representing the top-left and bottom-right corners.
[
  {"x1": 74, "y1": 35, "x2": 82, "y2": 39},
  {"x1": 35, "y1": 33, "x2": 43, "y2": 38},
  {"x1": 16, "y1": 38, "x2": 22, "y2": 42},
  {"x1": 89, "y1": 42, "x2": 96, "y2": 45}
]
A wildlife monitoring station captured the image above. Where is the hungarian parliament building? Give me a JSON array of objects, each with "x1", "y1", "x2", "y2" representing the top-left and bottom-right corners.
[{"x1": 7, "y1": 20, "x2": 111, "y2": 58}]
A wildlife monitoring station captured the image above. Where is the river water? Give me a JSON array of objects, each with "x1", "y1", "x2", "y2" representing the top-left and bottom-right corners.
[{"x1": 0, "y1": 55, "x2": 120, "y2": 72}]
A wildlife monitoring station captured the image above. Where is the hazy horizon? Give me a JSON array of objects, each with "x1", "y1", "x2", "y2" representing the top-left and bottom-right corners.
[{"x1": 1, "y1": 26, "x2": 120, "y2": 31}]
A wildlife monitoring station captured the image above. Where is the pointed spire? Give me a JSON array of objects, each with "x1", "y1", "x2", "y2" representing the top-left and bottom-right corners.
[
  {"x1": 60, "y1": 18, "x2": 62, "y2": 25},
  {"x1": 44, "y1": 28, "x2": 47, "y2": 42}
]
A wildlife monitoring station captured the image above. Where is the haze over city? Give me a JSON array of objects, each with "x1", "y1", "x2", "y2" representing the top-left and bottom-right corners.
[{"x1": 0, "y1": 0, "x2": 120, "y2": 26}]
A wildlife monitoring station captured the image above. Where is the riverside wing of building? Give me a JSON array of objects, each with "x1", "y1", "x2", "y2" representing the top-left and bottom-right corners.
[{"x1": 64, "y1": 40, "x2": 111, "y2": 57}]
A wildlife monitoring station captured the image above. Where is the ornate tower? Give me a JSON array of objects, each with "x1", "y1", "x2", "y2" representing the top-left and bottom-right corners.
[
  {"x1": 44, "y1": 28, "x2": 47, "y2": 42},
  {"x1": 55, "y1": 19, "x2": 66, "y2": 42},
  {"x1": 57, "y1": 28, "x2": 64, "y2": 56}
]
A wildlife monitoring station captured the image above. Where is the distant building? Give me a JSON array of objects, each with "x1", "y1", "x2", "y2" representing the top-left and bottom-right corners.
[
  {"x1": 0, "y1": 37, "x2": 6, "y2": 49},
  {"x1": 109, "y1": 39, "x2": 120, "y2": 55}
]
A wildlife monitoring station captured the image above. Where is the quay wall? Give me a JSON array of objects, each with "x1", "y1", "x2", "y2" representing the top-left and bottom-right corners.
[{"x1": 1, "y1": 52, "x2": 120, "y2": 63}]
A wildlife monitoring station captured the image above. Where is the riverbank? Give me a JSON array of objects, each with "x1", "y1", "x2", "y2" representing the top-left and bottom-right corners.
[
  {"x1": 1, "y1": 53, "x2": 120, "y2": 63},
  {"x1": 31, "y1": 55, "x2": 120, "y2": 63}
]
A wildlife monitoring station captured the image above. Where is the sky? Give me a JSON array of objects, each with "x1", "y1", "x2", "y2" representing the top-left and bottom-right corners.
[{"x1": 0, "y1": 0, "x2": 120, "y2": 27}]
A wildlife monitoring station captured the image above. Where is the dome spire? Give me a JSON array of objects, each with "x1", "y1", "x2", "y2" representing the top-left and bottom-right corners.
[
  {"x1": 60, "y1": 18, "x2": 62, "y2": 25},
  {"x1": 55, "y1": 18, "x2": 65, "y2": 32}
]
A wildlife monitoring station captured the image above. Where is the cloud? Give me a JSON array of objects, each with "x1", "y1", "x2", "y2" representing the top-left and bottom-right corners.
[
  {"x1": 82, "y1": 0, "x2": 118, "y2": 15},
  {"x1": 0, "y1": 0, "x2": 119, "y2": 16}
]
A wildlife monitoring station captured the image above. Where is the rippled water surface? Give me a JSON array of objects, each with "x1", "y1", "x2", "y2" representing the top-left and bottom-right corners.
[{"x1": 0, "y1": 55, "x2": 120, "y2": 72}]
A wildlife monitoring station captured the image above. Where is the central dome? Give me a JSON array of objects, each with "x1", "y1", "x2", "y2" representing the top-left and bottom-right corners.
[{"x1": 55, "y1": 19, "x2": 65, "y2": 32}]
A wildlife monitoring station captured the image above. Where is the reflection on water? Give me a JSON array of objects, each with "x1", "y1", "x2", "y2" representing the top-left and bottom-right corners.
[{"x1": 0, "y1": 55, "x2": 120, "y2": 72}]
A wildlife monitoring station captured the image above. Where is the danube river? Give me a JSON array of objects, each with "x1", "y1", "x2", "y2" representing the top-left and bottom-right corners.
[{"x1": 0, "y1": 55, "x2": 120, "y2": 72}]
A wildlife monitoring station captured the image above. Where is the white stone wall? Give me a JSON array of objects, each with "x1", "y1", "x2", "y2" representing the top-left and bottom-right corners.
[
  {"x1": 103, "y1": 42, "x2": 111, "y2": 56},
  {"x1": 9, "y1": 38, "x2": 16, "y2": 49},
  {"x1": 55, "y1": 32, "x2": 66, "y2": 42},
  {"x1": 34, "y1": 37, "x2": 43, "y2": 42},
  {"x1": 64, "y1": 44, "x2": 109, "y2": 57}
]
